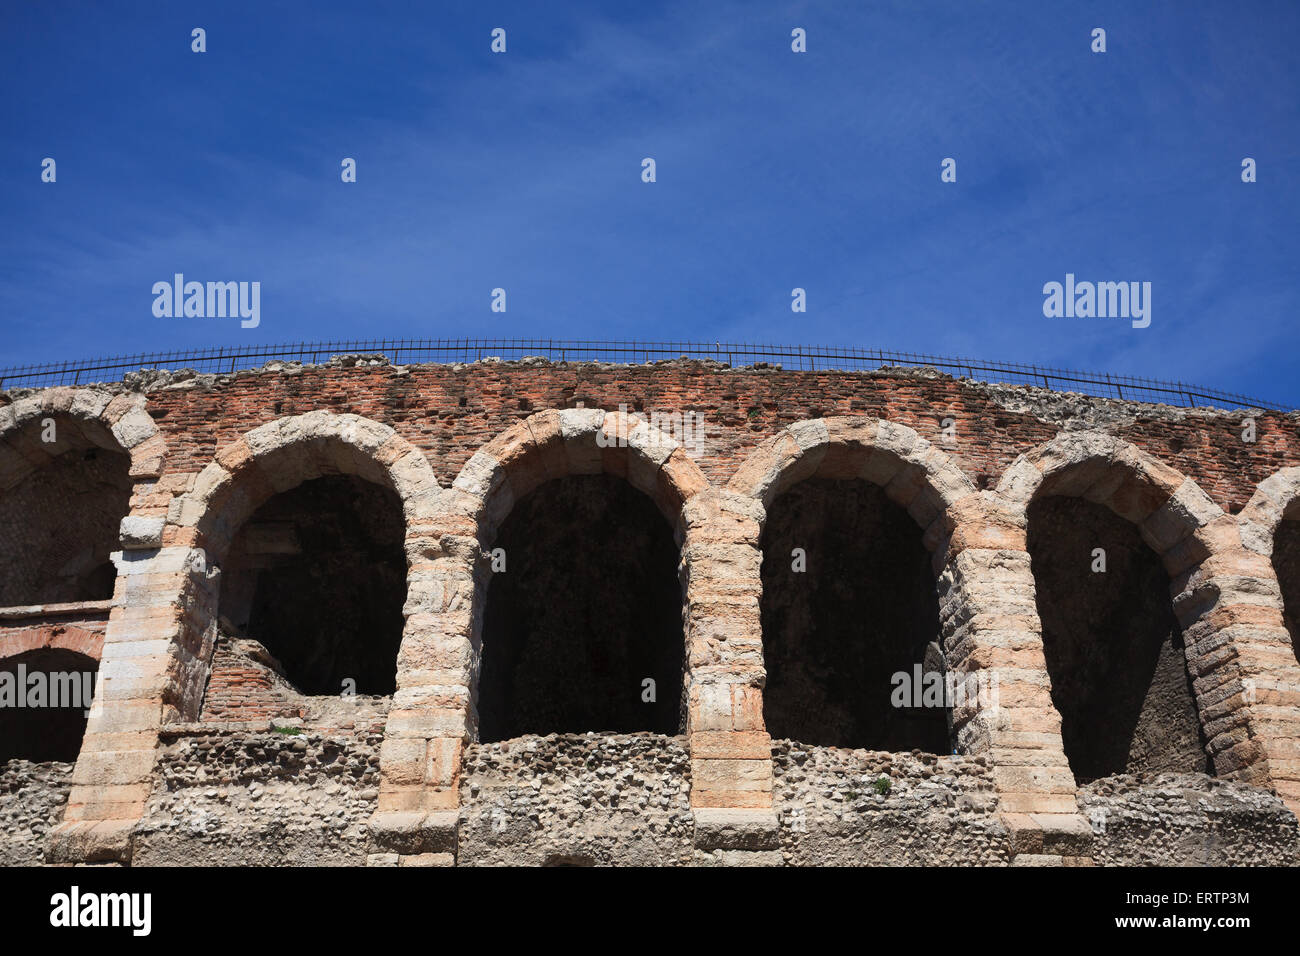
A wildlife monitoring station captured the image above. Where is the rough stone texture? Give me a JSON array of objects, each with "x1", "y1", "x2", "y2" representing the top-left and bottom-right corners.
[
  {"x1": 1079, "y1": 772, "x2": 1299, "y2": 866},
  {"x1": 131, "y1": 725, "x2": 384, "y2": 866},
  {"x1": 771, "y1": 741, "x2": 1009, "y2": 865},
  {"x1": 0, "y1": 760, "x2": 73, "y2": 865},
  {"x1": 2, "y1": 361, "x2": 1298, "y2": 865},
  {"x1": 457, "y1": 734, "x2": 694, "y2": 865}
]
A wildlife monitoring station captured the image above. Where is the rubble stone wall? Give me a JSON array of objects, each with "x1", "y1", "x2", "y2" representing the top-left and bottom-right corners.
[
  {"x1": 0, "y1": 760, "x2": 72, "y2": 866},
  {"x1": 132, "y1": 725, "x2": 384, "y2": 866},
  {"x1": 772, "y1": 742, "x2": 1010, "y2": 865},
  {"x1": 1078, "y1": 773, "x2": 1299, "y2": 866},
  {"x1": 456, "y1": 733, "x2": 694, "y2": 866}
]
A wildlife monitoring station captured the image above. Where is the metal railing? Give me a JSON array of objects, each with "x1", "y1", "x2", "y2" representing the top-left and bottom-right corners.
[{"x1": 0, "y1": 339, "x2": 1289, "y2": 411}]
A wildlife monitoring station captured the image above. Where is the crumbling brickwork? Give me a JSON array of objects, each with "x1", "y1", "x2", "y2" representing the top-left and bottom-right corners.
[{"x1": 2, "y1": 356, "x2": 1299, "y2": 866}]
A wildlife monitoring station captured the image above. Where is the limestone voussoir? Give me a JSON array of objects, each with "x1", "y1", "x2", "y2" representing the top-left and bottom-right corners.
[
  {"x1": 109, "y1": 408, "x2": 158, "y2": 449},
  {"x1": 189, "y1": 462, "x2": 232, "y2": 505},
  {"x1": 1141, "y1": 477, "x2": 1222, "y2": 554}
]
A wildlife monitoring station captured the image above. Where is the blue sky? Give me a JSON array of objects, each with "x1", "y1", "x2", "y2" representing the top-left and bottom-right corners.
[{"x1": 2, "y1": 1, "x2": 1297, "y2": 403}]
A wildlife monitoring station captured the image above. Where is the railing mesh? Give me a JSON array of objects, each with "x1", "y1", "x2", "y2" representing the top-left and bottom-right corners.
[{"x1": 0, "y1": 339, "x2": 1288, "y2": 411}]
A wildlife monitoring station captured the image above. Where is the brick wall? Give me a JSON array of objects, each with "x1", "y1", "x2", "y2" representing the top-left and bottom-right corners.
[
  {"x1": 199, "y1": 635, "x2": 303, "y2": 723},
  {"x1": 129, "y1": 361, "x2": 1299, "y2": 509},
  {"x1": 0, "y1": 615, "x2": 107, "y2": 664}
]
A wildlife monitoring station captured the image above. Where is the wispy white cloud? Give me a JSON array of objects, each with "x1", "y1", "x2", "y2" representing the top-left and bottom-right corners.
[{"x1": 0, "y1": 0, "x2": 1296, "y2": 402}]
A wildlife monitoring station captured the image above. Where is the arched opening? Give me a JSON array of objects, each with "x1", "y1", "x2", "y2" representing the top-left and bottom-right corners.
[
  {"x1": 0, "y1": 419, "x2": 131, "y2": 606},
  {"x1": 1027, "y1": 494, "x2": 1208, "y2": 783},
  {"x1": 216, "y1": 474, "x2": 407, "y2": 695},
  {"x1": 0, "y1": 649, "x2": 97, "y2": 762},
  {"x1": 1273, "y1": 507, "x2": 1300, "y2": 667},
  {"x1": 759, "y1": 477, "x2": 950, "y2": 752},
  {"x1": 477, "y1": 474, "x2": 685, "y2": 742}
]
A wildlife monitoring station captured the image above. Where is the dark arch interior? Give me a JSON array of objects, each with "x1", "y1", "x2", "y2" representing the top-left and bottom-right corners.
[
  {"x1": 759, "y1": 477, "x2": 950, "y2": 752},
  {"x1": 0, "y1": 649, "x2": 97, "y2": 762},
  {"x1": 477, "y1": 474, "x2": 685, "y2": 742},
  {"x1": 1027, "y1": 494, "x2": 1209, "y2": 783},
  {"x1": 0, "y1": 444, "x2": 132, "y2": 606},
  {"x1": 218, "y1": 474, "x2": 407, "y2": 695},
  {"x1": 1273, "y1": 516, "x2": 1300, "y2": 667}
]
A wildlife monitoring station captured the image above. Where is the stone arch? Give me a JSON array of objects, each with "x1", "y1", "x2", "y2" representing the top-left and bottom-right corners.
[
  {"x1": 0, "y1": 623, "x2": 104, "y2": 763},
  {"x1": 0, "y1": 387, "x2": 164, "y2": 487},
  {"x1": 0, "y1": 389, "x2": 155, "y2": 781},
  {"x1": 0, "y1": 388, "x2": 165, "y2": 604},
  {"x1": 362, "y1": 408, "x2": 712, "y2": 853},
  {"x1": 442, "y1": 408, "x2": 709, "y2": 734},
  {"x1": 1239, "y1": 466, "x2": 1300, "y2": 649},
  {"x1": 175, "y1": 410, "x2": 440, "y2": 556},
  {"x1": 728, "y1": 417, "x2": 977, "y2": 564},
  {"x1": 52, "y1": 409, "x2": 446, "y2": 862},
  {"x1": 996, "y1": 430, "x2": 1221, "y2": 552},
  {"x1": 997, "y1": 430, "x2": 1300, "y2": 797},
  {"x1": 1238, "y1": 466, "x2": 1300, "y2": 560},
  {"x1": 449, "y1": 407, "x2": 708, "y2": 545},
  {"x1": 3, "y1": 388, "x2": 170, "y2": 858},
  {"x1": 163, "y1": 410, "x2": 443, "y2": 708},
  {"x1": 0, "y1": 646, "x2": 100, "y2": 763},
  {"x1": 0, "y1": 624, "x2": 104, "y2": 663},
  {"x1": 726, "y1": 417, "x2": 977, "y2": 754}
]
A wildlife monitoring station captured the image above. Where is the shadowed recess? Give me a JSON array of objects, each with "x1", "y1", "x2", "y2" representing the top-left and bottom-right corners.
[
  {"x1": 477, "y1": 474, "x2": 685, "y2": 742},
  {"x1": 217, "y1": 475, "x2": 407, "y2": 695},
  {"x1": 0, "y1": 438, "x2": 130, "y2": 606},
  {"x1": 0, "y1": 648, "x2": 97, "y2": 762},
  {"x1": 759, "y1": 477, "x2": 950, "y2": 752},
  {"x1": 1027, "y1": 495, "x2": 1209, "y2": 784},
  {"x1": 1274, "y1": 517, "x2": 1300, "y2": 667}
]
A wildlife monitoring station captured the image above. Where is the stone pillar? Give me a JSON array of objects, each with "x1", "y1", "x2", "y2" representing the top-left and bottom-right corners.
[
  {"x1": 1232, "y1": 471, "x2": 1300, "y2": 814},
  {"x1": 682, "y1": 490, "x2": 781, "y2": 863},
  {"x1": 41, "y1": 394, "x2": 189, "y2": 865},
  {"x1": 1177, "y1": 510, "x2": 1300, "y2": 814},
  {"x1": 46, "y1": 540, "x2": 217, "y2": 864},
  {"x1": 369, "y1": 502, "x2": 477, "y2": 866},
  {"x1": 368, "y1": 408, "x2": 718, "y2": 864},
  {"x1": 940, "y1": 491, "x2": 1092, "y2": 864}
]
